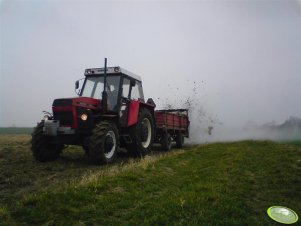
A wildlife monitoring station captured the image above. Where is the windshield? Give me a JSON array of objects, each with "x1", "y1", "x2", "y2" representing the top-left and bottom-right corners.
[
  {"x1": 81, "y1": 75, "x2": 121, "y2": 111},
  {"x1": 81, "y1": 76, "x2": 103, "y2": 98}
]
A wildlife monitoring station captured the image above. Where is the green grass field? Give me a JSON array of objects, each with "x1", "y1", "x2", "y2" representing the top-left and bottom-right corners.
[
  {"x1": 0, "y1": 134, "x2": 300, "y2": 225},
  {"x1": 0, "y1": 127, "x2": 33, "y2": 134}
]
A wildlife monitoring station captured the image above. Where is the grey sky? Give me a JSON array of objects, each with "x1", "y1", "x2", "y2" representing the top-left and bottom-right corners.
[{"x1": 0, "y1": 0, "x2": 301, "y2": 127}]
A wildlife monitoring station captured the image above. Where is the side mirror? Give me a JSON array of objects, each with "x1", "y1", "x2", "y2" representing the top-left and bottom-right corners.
[{"x1": 75, "y1": 80, "x2": 79, "y2": 90}]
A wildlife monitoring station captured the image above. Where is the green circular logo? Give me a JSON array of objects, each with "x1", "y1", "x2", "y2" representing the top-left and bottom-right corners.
[{"x1": 267, "y1": 206, "x2": 299, "y2": 224}]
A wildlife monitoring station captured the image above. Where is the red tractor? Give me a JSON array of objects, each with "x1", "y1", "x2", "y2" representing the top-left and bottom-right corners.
[{"x1": 31, "y1": 59, "x2": 189, "y2": 164}]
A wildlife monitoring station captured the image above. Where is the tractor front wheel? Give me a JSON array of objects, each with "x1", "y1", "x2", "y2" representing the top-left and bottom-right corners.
[
  {"x1": 31, "y1": 121, "x2": 63, "y2": 162},
  {"x1": 89, "y1": 121, "x2": 119, "y2": 164}
]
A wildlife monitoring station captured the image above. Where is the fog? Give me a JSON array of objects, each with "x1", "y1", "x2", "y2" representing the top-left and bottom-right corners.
[{"x1": 1, "y1": 0, "x2": 301, "y2": 142}]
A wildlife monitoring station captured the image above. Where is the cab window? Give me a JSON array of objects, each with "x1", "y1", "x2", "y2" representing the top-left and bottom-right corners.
[
  {"x1": 131, "y1": 81, "x2": 144, "y2": 101},
  {"x1": 122, "y1": 78, "x2": 130, "y2": 98}
]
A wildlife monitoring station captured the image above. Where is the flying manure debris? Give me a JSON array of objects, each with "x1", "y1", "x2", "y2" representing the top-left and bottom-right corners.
[{"x1": 158, "y1": 80, "x2": 221, "y2": 144}]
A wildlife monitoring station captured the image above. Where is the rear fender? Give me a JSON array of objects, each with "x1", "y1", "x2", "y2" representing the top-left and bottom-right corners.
[{"x1": 127, "y1": 100, "x2": 155, "y2": 127}]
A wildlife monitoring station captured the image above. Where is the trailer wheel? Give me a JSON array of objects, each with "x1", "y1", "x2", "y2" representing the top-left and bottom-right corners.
[
  {"x1": 176, "y1": 133, "x2": 184, "y2": 148},
  {"x1": 161, "y1": 132, "x2": 172, "y2": 151},
  {"x1": 31, "y1": 121, "x2": 63, "y2": 162},
  {"x1": 89, "y1": 121, "x2": 119, "y2": 164},
  {"x1": 127, "y1": 108, "x2": 154, "y2": 156}
]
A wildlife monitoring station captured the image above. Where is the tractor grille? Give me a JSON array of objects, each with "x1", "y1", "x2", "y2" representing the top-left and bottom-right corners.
[{"x1": 53, "y1": 111, "x2": 73, "y2": 126}]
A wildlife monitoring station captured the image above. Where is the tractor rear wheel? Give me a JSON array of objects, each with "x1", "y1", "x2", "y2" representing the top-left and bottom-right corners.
[
  {"x1": 176, "y1": 133, "x2": 184, "y2": 148},
  {"x1": 89, "y1": 121, "x2": 119, "y2": 164},
  {"x1": 31, "y1": 121, "x2": 63, "y2": 162},
  {"x1": 161, "y1": 132, "x2": 172, "y2": 151},
  {"x1": 127, "y1": 108, "x2": 154, "y2": 157}
]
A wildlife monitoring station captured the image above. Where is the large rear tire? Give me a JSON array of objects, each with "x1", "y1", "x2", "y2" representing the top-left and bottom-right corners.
[
  {"x1": 31, "y1": 121, "x2": 63, "y2": 162},
  {"x1": 89, "y1": 121, "x2": 119, "y2": 164},
  {"x1": 127, "y1": 108, "x2": 154, "y2": 157}
]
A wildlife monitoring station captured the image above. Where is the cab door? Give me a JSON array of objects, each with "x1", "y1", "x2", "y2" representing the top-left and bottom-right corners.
[{"x1": 119, "y1": 77, "x2": 131, "y2": 127}]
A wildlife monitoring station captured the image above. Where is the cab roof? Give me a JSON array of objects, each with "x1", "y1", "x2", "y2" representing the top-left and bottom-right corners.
[{"x1": 84, "y1": 66, "x2": 142, "y2": 82}]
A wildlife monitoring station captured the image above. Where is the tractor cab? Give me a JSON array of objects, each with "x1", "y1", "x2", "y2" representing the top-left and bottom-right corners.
[
  {"x1": 32, "y1": 61, "x2": 156, "y2": 165},
  {"x1": 77, "y1": 67, "x2": 145, "y2": 113}
]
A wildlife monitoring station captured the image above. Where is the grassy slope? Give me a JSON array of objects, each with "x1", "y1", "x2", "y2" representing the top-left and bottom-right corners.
[{"x1": 0, "y1": 135, "x2": 300, "y2": 226}]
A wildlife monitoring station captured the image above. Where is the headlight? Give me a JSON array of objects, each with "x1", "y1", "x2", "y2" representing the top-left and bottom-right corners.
[{"x1": 80, "y1": 114, "x2": 88, "y2": 121}]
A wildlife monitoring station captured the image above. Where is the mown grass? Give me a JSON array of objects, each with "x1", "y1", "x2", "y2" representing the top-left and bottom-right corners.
[{"x1": 0, "y1": 135, "x2": 300, "y2": 225}]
